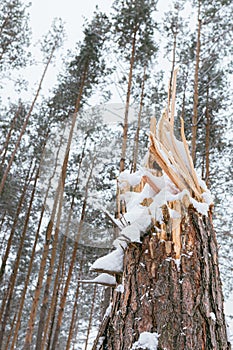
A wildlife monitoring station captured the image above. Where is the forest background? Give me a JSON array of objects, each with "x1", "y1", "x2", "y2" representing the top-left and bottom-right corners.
[{"x1": 0, "y1": 0, "x2": 232, "y2": 349}]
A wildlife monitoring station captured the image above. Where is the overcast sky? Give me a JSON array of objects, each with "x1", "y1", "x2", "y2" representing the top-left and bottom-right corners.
[
  {"x1": 4, "y1": 0, "x2": 170, "y2": 106},
  {"x1": 2, "y1": 0, "x2": 114, "y2": 105},
  {"x1": 29, "y1": 0, "x2": 112, "y2": 50}
]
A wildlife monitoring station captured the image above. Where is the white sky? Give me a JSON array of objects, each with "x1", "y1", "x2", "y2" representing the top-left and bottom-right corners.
[
  {"x1": 27, "y1": 0, "x2": 113, "y2": 101},
  {"x1": 29, "y1": 0, "x2": 112, "y2": 49},
  {"x1": 28, "y1": 0, "x2": 170, "y2": 47},
  {"x1": 3, "y1": 0, "x2": 171, "y2": 106},
  {"x1": 2, "y1": 1, "x2": 114, "y2": 104}
]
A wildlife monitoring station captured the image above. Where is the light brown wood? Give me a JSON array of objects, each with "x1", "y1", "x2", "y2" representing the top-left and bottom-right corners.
[
  {"x1": 166, "y1": 123, "x2": 202, "y2": 200},
  {"x1": 149, "y1": 117, "x2": 203, "y2": 201},
  {"x1": 180, "y1": 117, "x2": 203, "y2": 195},
  {"x1": 142, "y1": 175, "x2": 160, "y2": 194},
  {"x1": 149, "y1": 134, "x2": 187, "y2": 193},
  {"x1": 150, "y1": 116, "x2": 157, "y2": 136},
  {"x1": 170, "y1": 200, "x2": 181, "y2": 259},
  {"x1": 170, "y1": 65, "x2": 179, "y2": 129}
]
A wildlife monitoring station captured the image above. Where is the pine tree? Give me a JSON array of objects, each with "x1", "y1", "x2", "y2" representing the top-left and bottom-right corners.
[
  {"x1": 0, "y1": 0, "x2": 31, "y2": 71},
  {"x1": 0, "y1": 18, "x2": 65, "y2": 195},
  {"x1": 48, "y1": 11, "x2": 111, "y2": 122},
  {"x1": 187, "y1": 0, "x2": 232, "y2": 169},
  {"x1": 111, "y1": 0, "x2": 157, "y2": 172},
  {"x1": 22, "y1": 11, "x2": 111, "y2": 349}
]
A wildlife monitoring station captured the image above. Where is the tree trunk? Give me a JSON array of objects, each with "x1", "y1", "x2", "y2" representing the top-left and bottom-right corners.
[
  {"x1": 0, "y1": 162, "x2": 32, "y2": 282},
  {"x1": 205, "y1": 85, "x2": 210, "y2": 187},
  {"x1": 98, "y1": 206, "x2": 230, "y2": 350},
  {"x1": 84, "y1": 285, "x2": 97, "y2": 350},
  {"x1": 65, "y1": 255, "x2": 84, "y2": 350},
  {"x1": 42, "y1": 235, "x2": 67, "y2": 349},
  {"x1": 0, "y1": 163, "x2": 39, "y2": 348},
  {"x1": 0, "y1": 102, "x2": 22, "y2": 169},
  {"x1": 24, "y1": 117, "x2": 75, "y2": 350},
  {"x1": 93, "y1": 105, "x2": 229, "y2": 350},
  {"x1": 131, "y1": 65, "x2": 146, "y2": 173},
  {"x1": 0, "y1": 47, "x2": 55, "y2": 195},
  {"x1": 0, "y1": 211, "x2": 7, "y2": 253},
  {"x1": 191, "y1": 0, "x2": 202, "y2": 165},
  {"x1": 10, "y1": 203, "x2": 46, "y2": 350},
  {"x1": 120, "y1": 27, "x2": 137, "y2": 173},
  {"x1": 168, "y1": 28, "x2": 177, "y2": 122},
  {"x1": 11, "y1": 132, "x2": 57, "y2": 350},
  {"x1": 23, "y1": 193, "x2": 61, "y2": 350},
  {"x1": 3, "y1": 311, "x2": 17, "y2": 350},
  {"x1": 50, "y1": 157, "x2": 95, "y2": 350},
  {"x1": 35, "y1": 180, "x2": 65, "y2": 350},
  {"x1": 24, "y1": 61, "x2": 88, "y2": 350}
]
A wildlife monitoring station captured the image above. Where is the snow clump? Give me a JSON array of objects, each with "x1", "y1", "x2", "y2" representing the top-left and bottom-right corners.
[{"x1": 132, "y1": 331, "x2": 159, "y2": 350}]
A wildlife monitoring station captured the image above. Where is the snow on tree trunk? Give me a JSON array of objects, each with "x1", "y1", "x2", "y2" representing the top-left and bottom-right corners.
[
  {"x1": 91, "y1": 91, "x2": 230, "y2": 349},
  {"x1": 98, "y1": 206, "x2": 230, "y2": 349}
]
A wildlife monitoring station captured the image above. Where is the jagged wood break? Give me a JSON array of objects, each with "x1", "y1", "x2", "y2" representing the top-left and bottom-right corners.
[{"x1": 91, "y1": 73, "x2": 230, "y2": 350}]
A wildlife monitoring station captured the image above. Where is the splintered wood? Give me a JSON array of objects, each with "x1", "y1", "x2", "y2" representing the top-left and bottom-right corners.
[
  {"x1": 148, "y1": 109, "x2": 206, "y2": 258},
  {"x1": 118, "y1": 69, "x2": 206, "y2": 259},
  {"x1": 149, "y1": 113, "x2": 203, "y2": 202},
  {"x1": 149, "y1": 113, "x2": 205, "y2": 257}
]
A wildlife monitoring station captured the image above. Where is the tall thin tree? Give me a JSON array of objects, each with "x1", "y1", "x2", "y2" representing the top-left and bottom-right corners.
[
  {"x1": 112, "y1": 0, "x2": 157, "y2": 172},
  {"x1": 0, "y1": 18, "x2": 64, "y2": 194}
]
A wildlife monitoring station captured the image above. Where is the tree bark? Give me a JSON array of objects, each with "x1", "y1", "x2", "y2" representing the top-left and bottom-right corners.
[{"x1": 98, "y1": 206, "x2": 230, "y2": 350}]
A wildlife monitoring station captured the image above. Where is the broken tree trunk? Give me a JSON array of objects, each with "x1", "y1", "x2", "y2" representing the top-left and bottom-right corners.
[
  {"x1": 97, "y1": 205, "x2": 230, "y2": 350},
  {"x1": 91, "y1": 85, "x2": 230, "y2": 349}
]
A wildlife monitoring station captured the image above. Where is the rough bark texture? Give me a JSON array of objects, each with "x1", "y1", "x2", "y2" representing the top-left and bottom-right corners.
[{"x1": 99, "y1": 206, "x2": 230, "y2": 350}]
